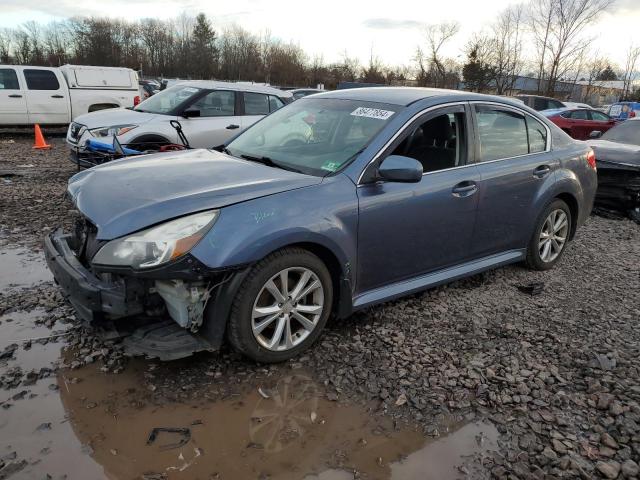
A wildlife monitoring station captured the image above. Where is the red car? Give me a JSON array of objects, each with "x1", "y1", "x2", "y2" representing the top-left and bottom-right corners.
[{"x1": 543, "y1": 108, "x2": 618, "y2": 140}]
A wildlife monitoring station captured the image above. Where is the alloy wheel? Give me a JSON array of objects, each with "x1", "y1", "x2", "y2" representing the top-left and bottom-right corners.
[
  {"x1": 538, "y1": 209, "x2": 569, "y2": 263},
  {"x1": 251, "y1": 267, "x2": 325, "y2": 351}
]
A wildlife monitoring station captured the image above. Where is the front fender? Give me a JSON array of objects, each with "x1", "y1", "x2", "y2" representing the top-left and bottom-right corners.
[{"x1": 189, "y1": 173, "x2": 359, "y2": 283}]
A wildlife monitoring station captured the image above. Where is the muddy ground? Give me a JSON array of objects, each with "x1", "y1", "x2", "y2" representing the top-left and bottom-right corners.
[{"x1": 1, "y1": 132, "x2": 639, "y2": 480}]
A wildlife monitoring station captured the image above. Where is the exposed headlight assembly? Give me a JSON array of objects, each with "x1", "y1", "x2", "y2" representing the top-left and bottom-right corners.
[
  {"x1": 92, "y1": 210, "x2": 219, "y2": 269},
  {"x1": 89, "y1": 124, "x2": 138, "y2": 137}
]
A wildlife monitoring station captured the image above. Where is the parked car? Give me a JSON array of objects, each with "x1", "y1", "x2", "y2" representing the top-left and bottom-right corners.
[
  {"x1": 290, "y1": 88, "x2": 324, "y2": 100},
  {"x1": 514, "y1": 94, "x2": 566, "y2": 111},
  {"x1": 66, "y1": 81, "x2": 293, "y2": 163},
  {"x1": 542, "y1": 108, "x2": 617, "y2": 140},
  {"x1": 46, "y1": 87, "x2": 597, "y2": 362},
  {"x1": 563, "y1": 102, "x2": 592, "y2": 109},
  {"x1": 0, "y1": 64, "x2": 139, "y2": 125},
  {"x1": 139, "y1": 80, "x2": 159, "y2": 100},
  {"x1": 607, "y1": 101, "x2": 640, "y2": 121},
  {"x1": 586, "y1": 119, "x2": 640, "y2": 220}
]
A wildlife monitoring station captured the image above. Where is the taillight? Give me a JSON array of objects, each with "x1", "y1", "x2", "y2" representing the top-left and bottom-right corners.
[
  {"x1": 134, "y1": 95, "x2": 140, "y2": 106},
  {"x1": 630, "y1": 111, "x2": 636, "y2": 118},
  {"x1": 586, "y1": 149, "x2": 596, "y2": 170}
]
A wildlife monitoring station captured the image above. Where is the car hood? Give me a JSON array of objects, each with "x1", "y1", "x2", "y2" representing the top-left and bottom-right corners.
[
  {"x1": 587, "y1": 139, "x2": 640, "y2": 170},
  {"x1": 72, "y1": 108, "x2": 161, "y2": 128},
  {"x1": 68, "y1": 149, "x2": 322, "y2": 239}
]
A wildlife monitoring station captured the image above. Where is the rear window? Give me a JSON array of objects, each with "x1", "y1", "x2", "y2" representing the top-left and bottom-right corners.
[
  {"x1": 0, "y1": 69, "x2": 19, "y2": 89},
  {"x1": 24, "y1": 69, "x2": 60, "y2": 90}
]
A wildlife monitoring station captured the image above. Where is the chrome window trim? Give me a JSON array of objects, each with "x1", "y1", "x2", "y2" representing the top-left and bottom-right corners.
[
  {"x1": 357, "y1": 100, "x2": 552, "y2": 185},
  {"x1": 356, "y1": 102, "x2": 467, "y2": 185},
  {"x1": 470, "y1": 100, "x2": 552, "y2": 153}
]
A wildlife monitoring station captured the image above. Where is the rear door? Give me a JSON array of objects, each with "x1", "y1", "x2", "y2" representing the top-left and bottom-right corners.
[
  {"x1": 471, "y1": 103, "x2": 555, "y2": 257},
  {"x1": 178, "y1": 89, "x2": 239, "y2": 148},
  {"x1": 0, "y1": 67, "x2": 28, "y2": 125},
  {"x1": 23, "y1": 68, "x2": 70, "y2": 124},
  {"x1": 241, "y1": 92, "x2": 284, "y2": 130},
  {"x1": 588, "y1": 110, "x2": 616, "y2": 135}
]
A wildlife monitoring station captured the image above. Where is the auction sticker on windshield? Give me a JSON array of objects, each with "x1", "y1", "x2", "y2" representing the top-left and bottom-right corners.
[{"x1": 350, "y1": 107, "x2": 395, "y2": 120}]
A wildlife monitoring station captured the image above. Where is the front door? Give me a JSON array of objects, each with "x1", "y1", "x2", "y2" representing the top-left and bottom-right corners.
[
  {"x1": 23, "y1": 68, "x2": 70, "y2": 124},
  {"x1": 471, "y1": 103, "x2": 558, "y2": 257},
  {"x1": 357, "y1": 105, "x2": 480, "y2": 293},
  {"x1": 0, "y1": 68, "x2": 28, "y2": 125}
]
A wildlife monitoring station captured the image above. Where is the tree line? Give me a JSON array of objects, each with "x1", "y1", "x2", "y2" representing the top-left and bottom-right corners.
[{"x1": 0, "y1": 0, "x2": 638, "y2": 99}]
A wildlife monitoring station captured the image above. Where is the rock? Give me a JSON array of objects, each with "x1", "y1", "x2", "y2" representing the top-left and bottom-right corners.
[
  {"x1": 621, "y1": 459, "x2": 639, "y2": 478},
  {"x1": 596, "y1": 461, "x2": 621, "y2": 479},
  {"x1": 598, "y1": 393, "x2": 615, "y2": 410},
  {"x1": 601, "y1": 432, "x2": 619, "y2": 449}
]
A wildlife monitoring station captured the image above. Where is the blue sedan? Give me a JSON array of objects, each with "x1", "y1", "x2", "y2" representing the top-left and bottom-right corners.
[{"x1": 45, "y1": 87, "x2": 598, "y2": 362}]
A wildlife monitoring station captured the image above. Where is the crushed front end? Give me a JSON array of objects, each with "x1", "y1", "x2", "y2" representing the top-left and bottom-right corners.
[
  {"x1": 594, "y1": 160, "x2": 640, "y2": 223},
  {"x1": 44, "y1": 213, "x2": 247, "y2": 360}
]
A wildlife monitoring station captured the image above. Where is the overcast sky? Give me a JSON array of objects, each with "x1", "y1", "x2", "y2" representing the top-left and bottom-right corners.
[{"x1": 1, "y1": 0, "x2": 639, "y2": 68}]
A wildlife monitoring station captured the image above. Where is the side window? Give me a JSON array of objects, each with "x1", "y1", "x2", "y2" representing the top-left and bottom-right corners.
[
  {"x1": 390, "y1": 111, "x2": 467, "y2": 173},
  {"x1": 475, "y1": 106, "x2": 528, "y2": 161},
  {"x1": 24, "y1": 69, "x2": 60, "y2": 90},
  {"x1": 526, "y1": 116, "x2": 548, "y2": 153},
  {"x1": 244, "y1": 92, "x2": 270, "y2": 115},
  {"x1": 549, "y1": 100, "x2": 565, "y2": 109},
  {"x1": 268, "y1": 95, "x2": 284, "y2": 112},
  {"x1": 190, "y1": 90, "x2": 235, "y2": 117},
  {"x1": 590, "y1": 111, "x2": 609, "y2": 121},
  {"x1": 0, "y1": 69, "x2": 19, "y2": 90},
  {"x1": 533, "y1": 98, "x2": 547, "y2": 111},
  {"x1": 570, "y1": 110, "x2": 589, "y2": 120}
]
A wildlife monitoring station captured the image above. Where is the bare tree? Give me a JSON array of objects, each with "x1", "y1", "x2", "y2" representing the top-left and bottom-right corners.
[
  {"x1": 492, "y1": 5, "x2": 524, "y2": 95},
  {"x1": 621, "y1": 44, "x2": 640, "y2": 100},
  {"x1": 420, "y1": 22, "x2": 460, "y2": 88},
  {"x1": 528, "y1": 0, "x2": 614, "y2": 97}
]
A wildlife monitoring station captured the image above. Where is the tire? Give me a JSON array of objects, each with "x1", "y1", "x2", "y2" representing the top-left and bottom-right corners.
[
  {"x1": 227, "y1": 248, "x2": 333, "y2": 363},
  {"x1": 525, "y1": 199, "x2": 572, "y2": 271}
]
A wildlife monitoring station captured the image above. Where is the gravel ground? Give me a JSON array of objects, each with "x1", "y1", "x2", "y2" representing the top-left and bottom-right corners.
[{"x1": 1, "y1": 134, "x2": 640, "y2": 479}]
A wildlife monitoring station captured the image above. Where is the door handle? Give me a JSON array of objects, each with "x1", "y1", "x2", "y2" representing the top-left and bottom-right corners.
[
  {"x1": 8, "y1": 94, "x2": 22, "y2": 98},
  {"x1": 226, "y1": 124, "x2": 240, "y2": 130},
  {"x1": 452, "y1": 181, "x2": 478, "y2": 198},
  {"x1": 533, "y1": 165, "x2": 551, "y2": 178},
  {"x1": 51, "y1": 95, "x2": 64, "y2": 98}
]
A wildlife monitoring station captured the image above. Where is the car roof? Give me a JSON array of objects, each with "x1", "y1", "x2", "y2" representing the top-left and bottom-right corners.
[
  {"x1": 310, "y1": 86, "x2": 505, "y2": 106},
  {"x1": 173, "y1": 80, "x2": 292, "y2": 98}
]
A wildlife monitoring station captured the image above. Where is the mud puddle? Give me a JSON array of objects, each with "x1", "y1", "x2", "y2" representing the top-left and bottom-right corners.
[
  {"x1": 0, "y1": 246, "x2": 52, "y2": 291},
  {"x1": 50, "y1": 364, "x2": 497, "y2": 480}
]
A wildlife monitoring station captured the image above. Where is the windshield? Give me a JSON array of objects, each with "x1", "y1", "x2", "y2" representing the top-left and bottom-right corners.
[
  {"x1": 601, "y1": 121, "x2": 640, "y2": 146},
  {"x1": 134, "y1": 85, "x2": 201, "y2": 114},
  {"x1": 226, "y1": 98, "x2": 402, "y2": 176}
]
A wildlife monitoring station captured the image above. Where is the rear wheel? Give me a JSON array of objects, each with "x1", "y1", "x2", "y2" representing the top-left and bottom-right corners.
[
  {"x1": 525, "y1": 199, "x2": 572, "y2": 270},
  {"x1": 227, "y1": 248, "x2": 333, "y2": 363}
]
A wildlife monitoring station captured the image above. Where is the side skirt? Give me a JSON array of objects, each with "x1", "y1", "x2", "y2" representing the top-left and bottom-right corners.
[{"x1": 352, "y1": 249, "x2": 525, "y2": 310}]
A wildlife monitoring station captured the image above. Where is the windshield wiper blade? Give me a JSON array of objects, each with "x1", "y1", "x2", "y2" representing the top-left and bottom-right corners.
[{"x1": 239, "y1": 153, "x2": 304, "y2": 174}]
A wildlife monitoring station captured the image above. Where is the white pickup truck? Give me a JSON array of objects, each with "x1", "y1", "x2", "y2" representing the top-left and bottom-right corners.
[{"x1": 0, "y1": 64, "x2": 139, "y2": 126}]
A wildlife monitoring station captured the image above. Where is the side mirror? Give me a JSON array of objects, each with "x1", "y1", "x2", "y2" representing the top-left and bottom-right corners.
[
  {"x1": 589, "y1": 130, "x2": 603, "y2": 139},
  {"x1": 378, "y1": 155, "x2": 423, "y2": 183},
  {"x1": 182, "y1": 108, "x2": 201, "y2": 118}
]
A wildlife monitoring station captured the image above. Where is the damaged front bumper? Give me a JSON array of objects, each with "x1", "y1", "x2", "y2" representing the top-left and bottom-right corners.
[{"x1": 44, "y1": 229, "x2": 249, "y2": 360}]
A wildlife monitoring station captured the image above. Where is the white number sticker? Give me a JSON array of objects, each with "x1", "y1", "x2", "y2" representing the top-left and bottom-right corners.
[{"x1": 350, "y1": 107, "x2": 395, "y2": 120}]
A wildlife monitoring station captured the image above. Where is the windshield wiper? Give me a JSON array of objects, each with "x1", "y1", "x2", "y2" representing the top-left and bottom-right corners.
[{"x1": 239, "y1": 154, "x2": 304, "y2": 174}]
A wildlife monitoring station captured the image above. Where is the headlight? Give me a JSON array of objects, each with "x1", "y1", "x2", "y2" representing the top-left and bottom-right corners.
[
  {"x1": 92, "y1": 210, "x2": 219, "y2": 269},
  {"x1": 89, "y1": 125, "x2": 138, "y2": 138}
]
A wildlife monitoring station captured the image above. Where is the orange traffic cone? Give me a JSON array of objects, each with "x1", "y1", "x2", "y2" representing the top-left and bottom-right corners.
[{"x1": 33, "y1": 124, "x2": 51, "y2": 150}]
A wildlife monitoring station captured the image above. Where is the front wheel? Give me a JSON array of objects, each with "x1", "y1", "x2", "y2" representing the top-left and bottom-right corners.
[
  {"x1": 227, "y1": 248, "x2": 333, "y2": 363},
  {"x1": 525, "y1": 199, "x2": 572, "y2": 270}
]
